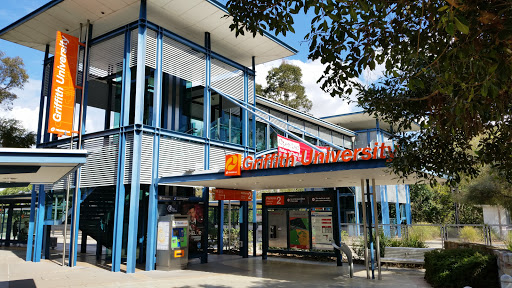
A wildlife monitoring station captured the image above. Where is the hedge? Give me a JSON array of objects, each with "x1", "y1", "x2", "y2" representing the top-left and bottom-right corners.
[{"x1": 424, "y1": 248, "x2": 499, "y2": 288}]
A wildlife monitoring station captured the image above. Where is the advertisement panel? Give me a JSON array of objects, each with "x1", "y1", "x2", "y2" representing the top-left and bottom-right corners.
[
  {"x1": 182, "y1": 203, "x2": 204, "y2": 255},
  {"x1": 288, "y1": 210, "x2": 310, "y2": 249},
  {"x1": 48, "y1": 31, "x2": 80, "y2": 135},
  {"x1": 311, "y1": 211, "x2": 333, "y2": 250}
]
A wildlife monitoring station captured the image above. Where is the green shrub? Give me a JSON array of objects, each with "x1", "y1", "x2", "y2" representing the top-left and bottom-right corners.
[
  {"x1": 388, "y1": 236, "x2": 427, "y2": 248},
  {"x1": 351, "y1": 231, "x2": 388, "y2": 258},
  {"x1": 459, "y1": 226, "x2": 483, "y2": 243},
  {"x1": 424, "y1": 248, "x2": 499, "y2": 288},
  {"x1": 506, "y1": 233, "x2": 512, "y2": 252},
  {"x1": 408, "y1": 225, "x2": 439, "y2": 241}
]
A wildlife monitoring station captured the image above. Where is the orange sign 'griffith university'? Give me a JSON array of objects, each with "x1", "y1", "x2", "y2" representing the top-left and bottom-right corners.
[{"x1": 48, "y1": 31, "x2": 80, "y2": 136}]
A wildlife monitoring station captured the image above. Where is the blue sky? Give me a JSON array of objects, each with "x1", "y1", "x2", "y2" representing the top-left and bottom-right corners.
[{"x1": 0, "y1": 0, "x2": 376, "y2": 132}]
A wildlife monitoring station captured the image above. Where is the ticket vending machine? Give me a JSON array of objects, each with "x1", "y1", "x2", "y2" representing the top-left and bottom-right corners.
[{"x1": 156, "y1": 215, "x2": 190, "y2": 270}]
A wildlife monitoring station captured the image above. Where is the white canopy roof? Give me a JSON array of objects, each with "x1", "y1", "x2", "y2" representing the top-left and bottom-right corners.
[{"x1": 0, "y1": 0, "x2": 297, "y2": 67}]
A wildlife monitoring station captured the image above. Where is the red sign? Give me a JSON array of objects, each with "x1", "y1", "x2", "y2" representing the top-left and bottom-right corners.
[
  {"x1": 48, "y1": 31, "x2": 81, "y2": 136},
  {"x1": 277, "y1": 135, "x2": 327, "y2": 161},
  {"x1": 225, "y1": 154, "x2": 241, "y2": 176},
  {"x1": 214, "y1": 189, "x2": 253, "y2": 201},
  {"x1": 265, "y1": 195, "x2": 285, "y2": 206}
]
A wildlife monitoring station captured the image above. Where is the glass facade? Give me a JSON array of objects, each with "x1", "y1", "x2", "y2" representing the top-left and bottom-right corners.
[{"x1": 210, "y1": 92, "x2": 242, "y2": 144}]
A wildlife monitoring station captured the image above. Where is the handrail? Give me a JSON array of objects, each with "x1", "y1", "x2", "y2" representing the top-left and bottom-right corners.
[{"x1": 211, "y1": 87, "x2": 345, "y2": 153}]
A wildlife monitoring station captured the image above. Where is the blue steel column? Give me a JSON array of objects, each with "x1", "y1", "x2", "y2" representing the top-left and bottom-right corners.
[
  {"x1": 112, "y1": 27, "x2": 132, "y2": 272},
  {"x1": 251, "y1": 57, "x2": 257, "y2": 257},
  {"x1": 33, "y1": 186, "x2": 45, "y2": 262},
  {"x1": 382, "y1": 186, "x2": 390, "y2": 236},
  {"x1": 217, "y1": 200, "x2": 224, "y2": 254},
  {"x1": 36, "y1": 45, "x2": 50, "y2": 146},
  {"x1": 5, "y1": 204, "x2": 13, "y2": 247},
  {"x1": 126, "y1": 0, "x2": 147, "y2": 273},
  {"x1": 239, "y1": 66, "x2": 249, "y2": 259},
  {"x1": 405, "y1": 185, "x2": 412, "y2": 224},
  {"x1": 354, "y1": 187, "x2": 360, "y2": 236},
  {"x1": 202, "y1": 32, "x2": 211, "y2": 264},
  {"x1": 69, "y1": 23, "x2": 93, "y2": 268},
  {"x1": 145, "y1": 27, "x2": 163, "y2": 271},
  {"x1": 26, "y1": 186, "x2": 37, "y2": 261},
  {"x1": 395, "y1": 185, "x2": 401, "y2": 237}
]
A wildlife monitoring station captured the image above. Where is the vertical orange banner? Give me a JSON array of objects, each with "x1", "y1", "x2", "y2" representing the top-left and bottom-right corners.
[{"x1": 48, "y1": 31, "x2": 80, "y2": 135}]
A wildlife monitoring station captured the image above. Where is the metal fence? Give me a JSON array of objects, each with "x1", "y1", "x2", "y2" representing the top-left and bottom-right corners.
[{"x1": 340, "y1": 223, "x2": 512, "y2": 249}]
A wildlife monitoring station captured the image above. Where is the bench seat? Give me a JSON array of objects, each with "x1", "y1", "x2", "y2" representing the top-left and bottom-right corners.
[{"x1": 381, "y1": 247, "x2": 437, "y2": 267}]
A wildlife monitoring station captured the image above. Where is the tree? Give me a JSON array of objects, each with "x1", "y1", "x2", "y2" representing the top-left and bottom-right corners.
[
  {"x1": 0, "y1": 118, "x2": 35, "y2": 148},
  {"x1": 0, "y1": 51, "x2": 28, "y2": 110},
  {"x1": 258, "y1": 62, "x2": 313, "y2": 113},
  {"x1": 0, "y1": 184, "x2": 32, "y2": 196},
  {"x1": 458, "y1": 166, "x2": 512, "y2": 211},
  {"x1": 410, "y1": 184, "x2": 483, "y2": 224},
  {"x1": 225, "y1": 1, "x2": 512, "y2": 185},
  {"x1": 0, "y1": 50, "x2": 34, "y2": 148}
]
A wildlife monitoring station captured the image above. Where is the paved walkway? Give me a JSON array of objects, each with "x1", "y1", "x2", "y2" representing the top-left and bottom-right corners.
[{"x1": 0, "y1": 248, "x2": 430, "y2": 288}]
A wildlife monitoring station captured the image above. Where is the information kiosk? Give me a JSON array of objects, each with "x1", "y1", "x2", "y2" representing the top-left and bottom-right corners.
[{"x1": 156, "y1": 215, "x2": 190, "y2": 270}]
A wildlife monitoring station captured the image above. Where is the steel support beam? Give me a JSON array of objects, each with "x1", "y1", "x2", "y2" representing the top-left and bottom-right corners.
[
  {"x1": 25, "y1": 186, "x2": 37, "y2": 261},
  {"x1": 145, "y1": 27, "x2": 163, "y2": 271},
  {"x1": 217, "y1": 200, "x2": 224, "y2": 254},
  {"x1": 112, "y1": 27, "x2": 132, "y2": 273},
  {"x1": 126, "y1": 0, "x2": 146, "y2": 273},
  {"x1": 33, "y1": 186, "x2": 45, "y2": 262}
]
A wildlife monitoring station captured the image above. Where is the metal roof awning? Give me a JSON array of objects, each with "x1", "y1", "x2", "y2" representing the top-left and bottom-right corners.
[
  {"x1": 0, "y1": 0, "x2": 296, "y2": 67},
  {"x1": 159, "y1": 159, "x2": 429, "y2": 190},
  {"x1": 321, "y1": 111, "x2": 421, "y2": 132},
  {"x1": 0, "y1": 148, "x2": 87, "y2": 188}
]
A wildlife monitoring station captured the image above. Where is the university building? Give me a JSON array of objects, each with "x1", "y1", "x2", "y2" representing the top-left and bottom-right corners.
[{"x1": 0, "y1": 0, "x2": 413, "y2": 274}]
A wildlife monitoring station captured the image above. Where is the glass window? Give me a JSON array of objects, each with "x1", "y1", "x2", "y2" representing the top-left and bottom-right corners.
[
  {"x1": 304, "y1": 135, "x2": 317, "y2": 145},
  {"x1": 269, "y1": 127, "x2": 284, "y2": 149},
  {"x1": 255, "y1": 121, "x2": 267, "y2": 152},
  {"x1": 178, "y1": 80, "x2": 204, "y2": 137},
  {"x1": 355, "y1": 133, "x2": 367, "y2": 148},
  {"x1": 143, "y1": 67, "x2": 155, "y2": 126},
  {"x1": 210, "y1": 92, "x2": 242, "y2": 144}
]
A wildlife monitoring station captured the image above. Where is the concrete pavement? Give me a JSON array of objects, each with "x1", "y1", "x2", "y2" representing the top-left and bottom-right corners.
[{"x1": 0, "y1": 248, "x2": 430, "y2": 288}]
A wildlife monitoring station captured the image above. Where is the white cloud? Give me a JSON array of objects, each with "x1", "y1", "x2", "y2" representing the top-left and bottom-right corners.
[
  {"x1": 0, "y1": 78, "x2": 42, "y2": 133},
  {"x1": 256, "y1": 59, "x2": 362, "y2": 118}
]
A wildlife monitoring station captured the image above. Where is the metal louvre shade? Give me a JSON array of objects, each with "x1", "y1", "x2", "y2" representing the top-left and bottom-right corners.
[
  {"x1": 124, "y1": 132, "x2": 134, "y2": 184},
  {"x1": 255, "y1": 107, "x2": 269, "y2": 123},
  {"x1": 80, "y1": 135, "x2": 119, "y2": 187},
  {"x1": 288, "y1": 116, "x2": 304, "y2": 134},
  {"x1": 129, "y1": 29, "x2": 138, "y2": 68},
  {"x1": 140, "y1": 133, "x2": 154, "y2": 184},
  {"x1": 305, "y1": 122, "x2": 318, "y2": 136},
  {"x1": 269, "y1": 109, "x2": 287, "y2": 129},
  {"x1": 332, "y1": 132, "x2": 344, "y2": 147},
  {"x1": 319, "y1": 127, "x2": 332, "y2": 143},
  {"x1": 211, "y1": 58, "x2": 244, "y2": 101},
  {"x1": 209, "y1": 145, "x2": 244, "y2": 170},
  {"x1": 248, "y1": 75, "x2": 255, "y2": 104},
  {"x1": 88, "y1": 33, "x2": 124, "y2": 80},
  {"x1": 162, "y1": 35, "x2": 205, "y2": 86},
  {"x1": 158, "y1": 137, "x2": 204, "y2": 177},
  {"x1": 146, "y1": 29, "x2": 157, "y2": 69}
]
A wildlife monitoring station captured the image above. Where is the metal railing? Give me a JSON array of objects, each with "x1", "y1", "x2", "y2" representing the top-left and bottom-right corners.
[{"x1": 339, "y1": 223, "x2": 512, "y2": 249}]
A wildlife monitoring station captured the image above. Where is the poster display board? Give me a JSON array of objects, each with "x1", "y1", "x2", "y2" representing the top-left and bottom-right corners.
[
  {"x1": 182, "y1": 203, "x2": 204, "y2": 255},
  {"x1": 289, "y1": 210, "x2": 310, "y2": 249},
  {"x1": 157, "y1": 221, "x2": 170, "y2": 251},
  {"x1": 311, "y1": 211, "x2": 333, "y2": 250}
]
